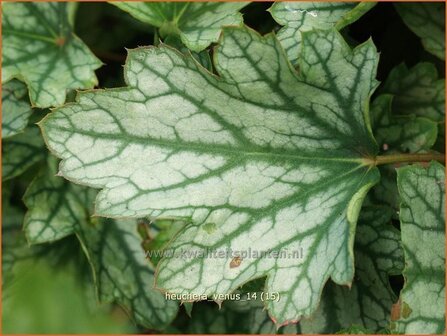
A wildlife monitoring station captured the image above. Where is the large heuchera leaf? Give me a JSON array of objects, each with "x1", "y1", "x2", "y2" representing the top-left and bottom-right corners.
[
  {"x1": 2, "y1": 2, "x2": 102, "y2": 108},
  {"x1": 393, "y1": 162, "x2": 445, "y2": 334},
  {"x1": 394, "y1": 3, "x2": 445, "y2": 60},
  {"x1": 41, "y1": 27, "x2": 380, "y2": 324},
  {"x1": 269, "y1": 2, "x2": 376, "y2": 64},
  {"x1": 112, "y1": 2, "x2": 248, "y2": 52},
  {"x1": 2, "y1": 81, "x2": 33, "y2": 138}
]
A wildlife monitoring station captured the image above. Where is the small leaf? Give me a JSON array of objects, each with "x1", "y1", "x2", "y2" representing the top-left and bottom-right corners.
[
  {"x1": 23, "y1": 157, "x2": 96, "y2": 244},
  {"x1": 394, "y1": 162, "x2": 445, "y2": 334},
  {"x1": 298, "y1": 206, "x2": 404, "y2": 333},
  {"x1": 335, "y1": 325, "x2": 375, "y2": 334},
  {"x1": 111, "y1": 2, "x2": 248, "y2": 52},
  {"x1": 2, "y1": 184, "x2": 28, "y2": 285},
  {"x1": 2, "y1": 80, "x2": 33, "y2": 138},
  {"x1": 143, "y1": 218, "x2": 187, "y2": 266},
  {"x1": 269, "y1": 2, "x2": 376, "y2": 64},
  {"x1": 371, "y1": 94, "x2": 438, "y2": 153},
  {"x1": 182, "y1": 298, "x2": 279, "y2": 334},
  {"x1": 2, "y1": 2, "x2": 102, "y2": 108},
  {"x1": 41, "y1": 27, "x2": 380, "y2": 324},
  {"x1": 2, "y1": 126, "x2": 46, "y2": 181},
  {"x1": 77, "y1": 218, "x2": 179, "y2": 330},
  {"x1": 380, "y1": 63, "x2": 445, "y2": 122},
  {"x1": 394, "y1": 3, "x2": 445, "y2": 60}
]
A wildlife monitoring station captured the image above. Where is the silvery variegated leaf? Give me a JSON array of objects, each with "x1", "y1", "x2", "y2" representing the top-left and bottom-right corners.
[
  {"x1": 23, "y1": 158, "x2": 178, "y2": 330},
  {"x1": 394, "y1": 3, "x2": 445, "y2": 60},
  {"x1": 2, "y1": 2, "x2": 102, "y2": 108},
  {"x1": 23, "y1": 157, "x2": 96, "y2": 244},
  {"x1": 269, "y1": 2, "x2": 376, "y2": 64},
  {"x1": 367, "y1": 84, "x2": 440, "y2": 212},
  {"x1": 393, "y1": 162, "x2": 445, "y2": 334},
  {"x1": 112, "y1": 2, "x2": 248, "y2": 52},
  {"x1": 2, "y1": 80, "x2": 33, "y2": 139},
  {"x1": 371, "y1": 94, "x2": 438, "y2": 154},
  {"x1": 41, "y1": 26, "x2": 381, "y2": 324},
  {"x1": 297, "y1": 206, "x2": 403, "y2": 333},
  {"x1": 76, "y1": 218, "x2": 179, "y2": 330}
]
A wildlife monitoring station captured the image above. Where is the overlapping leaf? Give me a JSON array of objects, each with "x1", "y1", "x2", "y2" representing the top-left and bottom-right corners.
[
  {"x1": 112, "y1": 2, "x2": 248, "y2": 52},
  {"x1": 2, "y1": 81, "x2": 33, "y2": 138},
  {"x1": 368, "y1": 66, "x2": 442, "y2": 211},
  {"x1": 298, "y1": 206, "x2": 403, "y2": 333},
  {"x1": 380, "y1": 63, "x2": 445, "y2": 122},
  {"x1": 23, "y1": 157, "x2": 96, "y2": 244},
  {"x1": 395, "y1": 3, "x2": 445, "y2": 60},
  {"x1": 178, "y1": 297, "x2": 293, "y2": 334},
  {"x1": 77, "y1": 218, "x2": 179, "y2": 330},
  {"x1": 23, "y1": 158, "x2": 178, "y2": 330},
  {"x1": 140, "y1": 218, "x2": 187, "y2": 266},
  {"x1": 371, "y1": 94, "x2": 438, "y2": 154},
  {"x1": 2, "y1": 2, "x2": 102, "y2": 108},
  {"x1": 41, "y1": 26, "x2": 380, "y2": 324},
  {"x1": 269, "y1": 2, "x2": 376, "y2": 64},
  {"x1": 393, "y1": 162, "x2": 445, "y2": 334},
  {"x1": 2, "y1": 126, "x2": 46, "y2": 181}
]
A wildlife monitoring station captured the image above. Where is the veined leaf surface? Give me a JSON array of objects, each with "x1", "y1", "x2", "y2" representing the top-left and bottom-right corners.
[
  {"x1": 2, "y1": 185, "x2": 28, "y2": 285},
  {"x1": 2, "y1": 2, "x2": 102, "y2": 108},
  {"x1": 23, "y1": 157, "x2": 96, "y2": 244},
  {"x1": 2, "y1": 81, "x2": 33, "y2": 138},
  {"x1": 371, "y1": 94, "x2": 438, "y2": 153},
  {"x1": 269, "y1": 2, "x2": 376, "y2": 64},
  {"x1": 112, "y1": 2, "x2": 248, "y2": 52},
  {"x1": 23, "y1": 158, "x2": 179, "y2": 330},
  {"x1": 395, "y1": 3, "x2": 445, "y2": 60},
  {"x1": 380, "y1": 63, "x2": 445, "y2": 122},
  {"x1": 394, "y1": 162, "x2": 445, "y2": 334},
  {"x1": 41, "y1": 27, "x2": 380, "y2": 324},
  {"x1": 141, "y1": 218, "x2": 187, "y2": 266},
  {"x1": 298, "y1": 206, "x2": 403, "y2": 333},
  {"x1": 2, "y1": 126, "x2": 46, "y2": 181},
  {"x1": 77, "y1": 218, "x2": 179, "y2": 330}
]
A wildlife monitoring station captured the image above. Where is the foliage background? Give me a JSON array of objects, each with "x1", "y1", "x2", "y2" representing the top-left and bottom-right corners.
[{"x1": 2, "y1": 1, "x2": 445, "y2": 334}]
